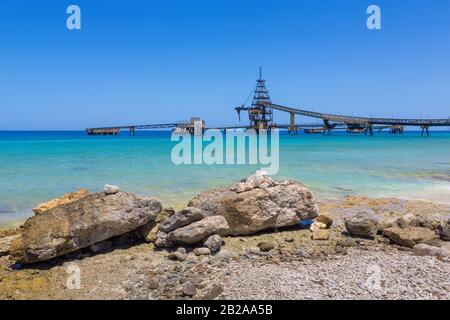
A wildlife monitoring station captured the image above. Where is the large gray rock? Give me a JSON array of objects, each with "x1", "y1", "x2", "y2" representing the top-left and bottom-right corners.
[
  {"x1": 11, "y1": 192, "x2": 162, "y2": 263},
  {"x1": 187, "y1": 172, "x2": 319, "y2": 236},
  {"x1": 158, "y1": 207, "x2": 207, "y2": 233},
  {"x1": 383, "y1": 227, "x2": 440, "y2": 248},
  {"x1": 166, "y1": 216, "x2": 230, "y2": 244},
  {"x1": 344, "y1": 213, "x2": 379, "y2": 239}
]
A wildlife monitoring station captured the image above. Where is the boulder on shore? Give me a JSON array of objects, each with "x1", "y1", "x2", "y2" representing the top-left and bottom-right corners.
[
  {"x1": 344, "y1": 213, "x2": 379, "y2": 239},
  {"x1": 186, "y1": 172, "x2": 319, "y2": 236},
  {"x1": 12, "y1": 192, "x2": 162, "y2": 263},
  {"x1": 383, "y1": 227, "x2": 440, "y2": 248}
]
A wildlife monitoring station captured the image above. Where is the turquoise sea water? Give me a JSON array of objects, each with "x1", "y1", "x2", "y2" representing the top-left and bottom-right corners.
[{"x1": 0, "y1": 131, "x2": 449, "y2": 228}]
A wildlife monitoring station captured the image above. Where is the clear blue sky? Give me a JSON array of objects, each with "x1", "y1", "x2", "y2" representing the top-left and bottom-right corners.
[{"x1": 0, "y1": 0, "x2": 449, "y2": 129}]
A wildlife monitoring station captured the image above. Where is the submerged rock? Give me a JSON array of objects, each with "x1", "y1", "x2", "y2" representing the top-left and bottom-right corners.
[
  {"x1": 12, "y1": 192, "x2": 162, "y2": 263},
  {"x1": 33, "y1": 189, "x2": 89, "y2": 215},
  {"x1": 383, "y1": 227, "x2": 440, "y2": 248},
  {"x1": 187, "y1": 172, "x2": 319, "y2": 236},
  {"x1": 344, "y1": 213, "x2": 379, "y2": 239}
]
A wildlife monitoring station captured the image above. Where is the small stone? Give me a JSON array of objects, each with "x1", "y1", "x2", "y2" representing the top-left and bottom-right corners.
[
  {"x1": 215, "y1": 249, "x2": 238, "y2": 261},
  {"x1": 154, "y1": 232, "x2": 173, "y2": 248},
  {"x1": 279, "y1": 247, "x2": 292, "y2": 256},
  {"x1": 317, "y1": 214, "x2": 333, "y2": 229},
  {"x1": 285, "y1": 234, "x2": 295, "y2": 242},
  {"x1": 191, "y1": 275, "x2": 205, "y2": 289},
  {"x1": 395, "y1": 217, "x2": 409, "y2": 229},
  {"x1": 194, "y1": 247, "x2": 212, "y2": 256},
  {"x1": 203, "y1": 234, "x2": 222, "y2": 253},
  {"x1": 148, "y1": 278, "x2": 159, "y2": 290},
  {"x1": 344, "y1": 213, "x2": 379, "y2": 239},
  {"x1": 337, "y1": 237, "x2": 356, "y2": 248},
  {"x1": 177, "y1": 247, "x2": 187, "y2": 254},
  {"x1": 199, "y1": 284, "x2": 224, "y2": 300},
  {"x1": 173, "y1": 264, "x2": 183, "y2": 272},
  {"x1": 297, "y1": 249, "x2": 310, "y2": 258},
  {"x1": 104, "y1": 184, "x2": 120, "y2": 195},
  {"x1": 312, "y1": 230, "x2": 330, "y2": 241},
  {"x1": 310, "y1": 222, "x2": 327, "y2": 231},
  {"x1": 168, "y1": 251, "x2": 187, "y2": 262},
  {"x1": 376, "y1": 235, "x2": 391, "y2": 245},
  {"x1": 182, "y1": 281, "x2": 197, "y2": 296},
  {"x1": 258, "y1": 241, "x2": 275, "y2": 252}
]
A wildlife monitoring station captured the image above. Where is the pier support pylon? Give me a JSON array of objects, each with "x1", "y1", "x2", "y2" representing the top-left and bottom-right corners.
[
  {"x1": 365, "y1": 124, "x2": 374, "y2": 136},
  {"x1": 288, "y1": 112, "x2": 298, "y2": 135},
  {"x1": 421, "y1": 125, "x2": 430, "y2": 137}
]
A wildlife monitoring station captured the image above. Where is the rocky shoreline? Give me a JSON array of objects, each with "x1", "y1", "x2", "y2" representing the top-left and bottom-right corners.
[{"x1": 0, "y1": 173, "x2": 449, "y2": 300}]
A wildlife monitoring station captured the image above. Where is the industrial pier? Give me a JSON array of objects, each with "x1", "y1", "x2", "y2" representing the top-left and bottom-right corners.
[{"x1": 86, "y1": 69, "x2": 450, "y2": 136}]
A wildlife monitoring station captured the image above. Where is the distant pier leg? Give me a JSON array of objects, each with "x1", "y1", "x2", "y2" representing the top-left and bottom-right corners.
[
  {"x1": 421, "y1": 125, "x2": 430, "y2": 137},
  {"x1": 288, "y1": 112, "x2": 298, "y2": 135}
]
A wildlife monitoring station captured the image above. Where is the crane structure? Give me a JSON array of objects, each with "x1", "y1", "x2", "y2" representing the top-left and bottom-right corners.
[{"x1": 235, "y1": 68, "x2": 274, "y2": 132}]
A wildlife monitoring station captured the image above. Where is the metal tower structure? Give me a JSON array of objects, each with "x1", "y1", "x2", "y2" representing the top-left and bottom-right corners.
[{"x1": 236, "y1": 68, "x2": 273, "y2": 131}]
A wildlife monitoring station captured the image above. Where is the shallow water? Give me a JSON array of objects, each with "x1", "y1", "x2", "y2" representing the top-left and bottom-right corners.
[{"x1": 0, "y1": 130, "x2": 449, "y2": 228}]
